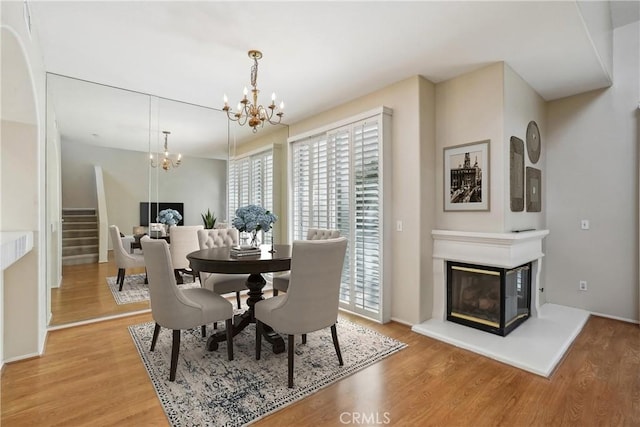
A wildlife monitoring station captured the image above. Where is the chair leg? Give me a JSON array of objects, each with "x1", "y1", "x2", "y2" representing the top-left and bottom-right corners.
[
  {"x1": 236, "y1": 291, "x2": 241, "y2": 309},
  {"x1": 302, "y1": 334, "x2": 307, "y2": 344},
  {"x1": 288, "y1": 334, "x2": 295, "y2": 388},
  {"x1": 255, "y1": 320, "x2": 263, "y2": 360},
  {"x1": 169, "y1": 330, "x2": 180, "y2": 382},
  {"x1": 144, "y1": 269, "x2": 148, "y2": 284},
  {"x1": 174, "y1": 269, "x2": 184, "y2": 285},
  {"x1": 201, "y1": 325, "x2": 206, "y2": 338},
  {"x1": 273, "y1": 289, "x2": 279, "y2": 296},
  {"x1": 226, "y1": 318, "x2": 234, "y2": 361},
  {"x1": 118, "y1": 268, "x2": 125, "y2": 291},
  {"x1": 331, "y1": 324, "x2": 344, "y2": 366},
  {"x1": 150, "y1": 323, "x2": 161, "y2": 351}
]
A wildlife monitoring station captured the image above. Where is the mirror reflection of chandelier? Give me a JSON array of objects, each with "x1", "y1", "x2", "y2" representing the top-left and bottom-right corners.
[
  {"x1": 223, "y1": 50, "x2": 284, "y2": 133},
  {"x1": 150, "y1": 130, "x2": 182, "y2": 171}
]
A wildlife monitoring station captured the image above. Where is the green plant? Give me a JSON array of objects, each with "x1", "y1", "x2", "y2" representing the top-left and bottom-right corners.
[{"x1": 201, "y1": 209, "x2": 217, "y2": 229}]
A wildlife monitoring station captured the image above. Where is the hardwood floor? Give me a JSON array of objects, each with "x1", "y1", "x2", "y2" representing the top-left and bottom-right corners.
[
  {"x1": 5, "y1": 260, "x2": 640, "y2": 426},
  {"x1": 50, "y1": 253, "x2": 148, "y2": 325}
]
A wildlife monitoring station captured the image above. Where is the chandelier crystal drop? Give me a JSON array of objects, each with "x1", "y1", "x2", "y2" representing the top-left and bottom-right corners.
[
  {"x1": 150, "y1": 131, "x2": 182, "y2": 171},
  {"x1": 223, "y1": 50, "x2": 284, "y2": 133}
]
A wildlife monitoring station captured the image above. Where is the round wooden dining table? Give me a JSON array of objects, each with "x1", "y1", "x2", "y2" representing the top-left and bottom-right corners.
[{"x1": 187, "y1": 244, "x2": 292, "y2": 354}]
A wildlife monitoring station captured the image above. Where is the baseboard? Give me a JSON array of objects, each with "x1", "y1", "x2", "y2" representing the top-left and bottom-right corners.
[
  {"x1": 3, "y1": 351, "x2": 41, "y2": 364},
  {"x1": 389, "y1": 316, "x2": 412, "y2": 327},
  {"x1": 47, "y1": 309, "x2": 151, "y2": 331},
  {"x1": 590, "y1": 311, "x2": 639, "y2": 325}
]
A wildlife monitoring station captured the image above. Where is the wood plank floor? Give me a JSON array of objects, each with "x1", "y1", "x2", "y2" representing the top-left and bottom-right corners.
[
  {"x1": 50, "y1": 253, "x2": 148, "y2": 325},
  {"x1": 5, "y1": 261, "x2": 640, "y2": 426}
]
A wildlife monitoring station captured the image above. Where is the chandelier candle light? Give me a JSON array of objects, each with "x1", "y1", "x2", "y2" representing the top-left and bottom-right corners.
[
  {"x1": 150, "y1": 131, "x2": 182, "y2": 171},
  {"x1": 223, "y1": 50, "x2": 284, "y2": 133}
]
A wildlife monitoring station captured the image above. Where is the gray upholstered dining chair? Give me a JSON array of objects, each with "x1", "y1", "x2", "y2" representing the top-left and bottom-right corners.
[
  {"x1": 197, "y1": 228, "x2": 248, "y2": 309},
  {"x1": 272, "y1": 228, "x2": 341, "y2": 296},
  {"x1": 255, "y1": 237, "x2": 348, "y2": 388},
  {"x1": 169, "y1": 225, "x2": 203, "y2": 284},
  {"x1": 109, "y1": 225, "x2": 146, "y2": 291},
  {"x1": 142, "y1": 238, "x2": 234, "y2": 382}
]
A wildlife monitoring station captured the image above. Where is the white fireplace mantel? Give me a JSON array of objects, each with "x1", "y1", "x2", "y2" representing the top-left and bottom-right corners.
[
  {"x1": 432, "y1": 229, "x2": 549, "y2": 269},
  {"x1": 431, "y1": 229, "x2": 549, "y2": 321}
]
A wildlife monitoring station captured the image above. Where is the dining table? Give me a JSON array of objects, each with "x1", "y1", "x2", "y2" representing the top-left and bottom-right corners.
[{"x1": 187, "y1": 244, "x2": 292, "y2": 354}]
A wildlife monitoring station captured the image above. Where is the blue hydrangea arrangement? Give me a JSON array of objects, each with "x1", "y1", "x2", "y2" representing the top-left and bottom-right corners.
[
  {"x1": 232, "y1": 204, "x2": 277, "y2": 233},
  {"x1": 157, "y1": 208, "x2": 182, "y2": 226}
]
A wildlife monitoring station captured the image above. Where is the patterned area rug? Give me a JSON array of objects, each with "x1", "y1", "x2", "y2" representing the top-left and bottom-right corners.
[
  {"x1": 106, "y1": 273, "x2": 197, "y2": 305},
  {"x1": 129, "y1": 317, "x2": 407, "y2": 426}
]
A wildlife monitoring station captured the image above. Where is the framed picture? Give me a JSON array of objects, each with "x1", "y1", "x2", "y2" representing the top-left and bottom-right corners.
[
  {"x1": 510, "y1": 136, "x2": 525, "y2": 212},
  {"x1": 526, "y1": 167, "x2": 541, "y2": 212},
  {"x1": 444, "y1": 140, "x2": 490, "y2": 211}
]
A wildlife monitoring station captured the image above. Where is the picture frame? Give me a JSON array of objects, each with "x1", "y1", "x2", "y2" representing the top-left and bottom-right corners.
[
  {"x1": 526, "y1": 167, "x2": 542, "y2": 212},
  {"x1": 510, "y1": 136, "x2": 525, "y2": 212},
  {"x1": 444, "y1": 140, "x2": 490, "y2": 211}
]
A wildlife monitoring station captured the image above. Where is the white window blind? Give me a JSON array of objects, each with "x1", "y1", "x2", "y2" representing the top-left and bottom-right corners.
[
  {"x1": 290, "y1": 108, "x2": 390, "y2": 322},
  {"x1": 228, "y1": 149, "x2": 274, "y2": 243}
]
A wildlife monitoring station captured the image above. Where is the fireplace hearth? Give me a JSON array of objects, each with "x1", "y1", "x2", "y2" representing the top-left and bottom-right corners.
[{"x1": 447, "y1": 261, "x2": 531, "y2": 336}]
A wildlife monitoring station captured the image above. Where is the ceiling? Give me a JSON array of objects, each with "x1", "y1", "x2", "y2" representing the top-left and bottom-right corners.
[{"x1": 28, "y1": 1, "x2": 637, "y2": 158}]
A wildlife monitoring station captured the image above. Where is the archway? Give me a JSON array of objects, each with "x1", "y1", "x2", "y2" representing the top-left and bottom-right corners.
[{"x1": 1, "y1": 26, "x2": 41, "y2": 361}]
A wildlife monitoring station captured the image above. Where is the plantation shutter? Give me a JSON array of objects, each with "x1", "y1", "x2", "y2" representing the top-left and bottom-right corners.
[
  {"x1": 353, "y1": 120, "x2": 381, "y2": 313},
  {"x1": 289, "y1": 107, "x2": 390, "y2": 322},
  {"x1": 228, "y1": 149, "x2": 273, "y2": 240}
]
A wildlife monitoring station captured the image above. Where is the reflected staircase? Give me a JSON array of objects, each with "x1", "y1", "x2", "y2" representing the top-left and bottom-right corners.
[{"x1": 62, "y1": 208, "x2": 99, "y2": 265}]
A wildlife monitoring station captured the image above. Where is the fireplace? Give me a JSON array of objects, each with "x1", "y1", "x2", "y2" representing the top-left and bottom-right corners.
[{"x1": 447, "y1": 261, "x2": 531, "y2": 336}]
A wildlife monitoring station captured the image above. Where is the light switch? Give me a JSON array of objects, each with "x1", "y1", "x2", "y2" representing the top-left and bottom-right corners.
[
  {"x1": 580, "y1": 220, "x2": 590, "y2": 230},
  {"x1": 396, "y1": 220, "x2": 403, "y2": 232}
]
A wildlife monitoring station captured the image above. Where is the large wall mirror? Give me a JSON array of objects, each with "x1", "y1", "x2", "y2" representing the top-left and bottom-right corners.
[{"x1": 46, "y1": 73, "x2": 230, "y2": 327}]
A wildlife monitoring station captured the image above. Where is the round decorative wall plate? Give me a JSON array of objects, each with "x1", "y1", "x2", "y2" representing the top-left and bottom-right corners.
[{"x1": 526, "y1": 120, "x2": 541, "y2": 164}]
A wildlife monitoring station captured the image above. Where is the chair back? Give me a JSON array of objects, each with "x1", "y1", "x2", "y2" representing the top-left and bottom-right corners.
[
  {"x1": 198, "y1": 228, "x2": 239, "y2": 249},
  {"x1": 109, "y1": 225, "x2": 129, "y2": 267},
  {"x1": 281, "y1": 237, "x2": 348, "y2": 333},
  {"x1": 169, "y1": 225, "x2": 204, "y2": 269},
  {"x1": 306, "y1": 228, "x2": 340, "y2": 240},
  {"x1": 141, "y1": 238, "x2": 203, "y2": 329}
]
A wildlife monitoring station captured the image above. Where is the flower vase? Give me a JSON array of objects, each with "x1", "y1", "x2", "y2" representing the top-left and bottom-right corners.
[{"x1": 250, "y1": 231, "x2": 260, "y2": 248}]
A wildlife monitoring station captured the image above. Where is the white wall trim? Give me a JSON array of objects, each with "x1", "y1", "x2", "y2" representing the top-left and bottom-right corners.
[{"x1": 47, "y1": 309, "x2": 151, "y2": 331}]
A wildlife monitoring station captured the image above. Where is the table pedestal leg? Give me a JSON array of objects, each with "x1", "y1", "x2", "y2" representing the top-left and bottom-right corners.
[{"x1": 206, "y1": 273, "x2": 285, "y2": 354}]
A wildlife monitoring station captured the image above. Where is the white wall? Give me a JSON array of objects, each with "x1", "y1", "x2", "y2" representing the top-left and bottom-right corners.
[
  {"x1": 435, "y1": 63, "x2": 506, "y2": 232},
  {"x1": 61, "y1": 140, "x2": 227, "y2": 241},
  {"x1": 545, "y1": 21, "x2": 639, "y2": 322},
  {"x1": 289, "y1": 76, "x2": 432, "y2": 325},
  {"x1": 503, "y1": 64, "x2": 547, "y2": 233},
  {"x1": 1, "y1": 0, "x2": 48, "y2": 362}
]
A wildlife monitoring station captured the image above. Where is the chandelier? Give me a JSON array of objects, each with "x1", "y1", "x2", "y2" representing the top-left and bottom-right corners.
[
  {"x1": 223, "y1": 50, "x2": 284, "y2": 133},
  {"x1": 150, "y1": 131, "x2": 182, "y2": 171}
]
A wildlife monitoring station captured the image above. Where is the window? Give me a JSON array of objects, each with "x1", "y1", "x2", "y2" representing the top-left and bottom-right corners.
[
  {"x1": 228, "y1": 148, "x2": 274, "y2": 243},
  {"x1": 289, "y1": 107, "x2": 391, "y2": 322}
]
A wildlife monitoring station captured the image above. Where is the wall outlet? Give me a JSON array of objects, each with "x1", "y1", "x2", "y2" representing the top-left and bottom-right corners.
[{"x1": 579, "y1": 280, "x2": 588, "y2": 291}]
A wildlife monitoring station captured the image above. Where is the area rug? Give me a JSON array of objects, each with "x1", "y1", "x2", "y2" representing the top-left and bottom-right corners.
[
  {"x1": 106, "y1": 273, "x2": 197, "y2": 305},
  {"x1": 129, "y1": 317, "x2": 407, "y2": 426}
]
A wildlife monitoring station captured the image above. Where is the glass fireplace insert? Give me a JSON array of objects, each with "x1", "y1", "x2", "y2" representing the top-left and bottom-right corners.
[{"x1": 446, "y1": 261, "x2": 531, "y2": 336}]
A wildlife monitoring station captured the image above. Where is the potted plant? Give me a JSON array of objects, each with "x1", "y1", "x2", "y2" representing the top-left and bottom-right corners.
[{"x1": 201, "y1": 209, "x2": 217, "y2": 229}]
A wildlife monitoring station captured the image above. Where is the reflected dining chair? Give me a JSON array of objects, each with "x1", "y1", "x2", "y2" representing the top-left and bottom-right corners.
[
  {"x1": 197, "y1": 228, "x2": 248, "y2": 309},
  {"x1": 142, "y1": 238, "x2": 234, "y2": 381},
  {"x1": 255, "y1": 237, "x2": 348, "y2": 388},
  {"x1": 109, "y1": 225, "x2": 146, "y2": 291},
  {"x1": 169, "y1": 225, "x2": 203, "y2": 284},
  {"x1": 272, "y1": 228, "x2": 341, "y2": 296}
]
